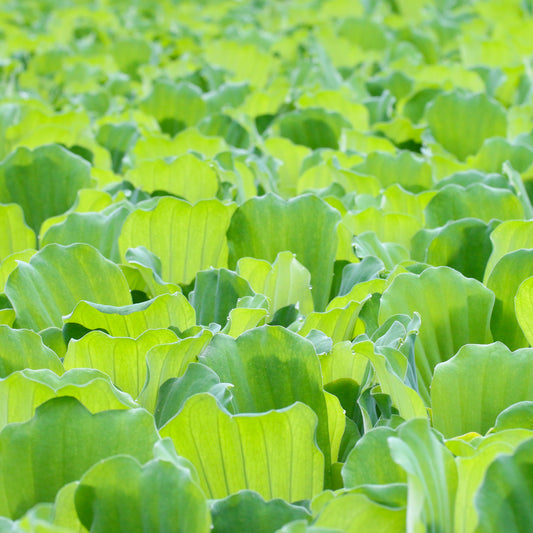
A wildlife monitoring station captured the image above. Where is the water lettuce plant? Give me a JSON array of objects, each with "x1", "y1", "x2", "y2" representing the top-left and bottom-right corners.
[{"x1": 1, "y1": 0, "x2": 533, "y2": 531}]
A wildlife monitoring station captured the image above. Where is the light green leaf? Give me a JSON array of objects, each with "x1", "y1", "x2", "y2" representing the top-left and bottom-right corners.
[
  {"x1": 468, "y1": 137, "x2": 533, "y2": 173},
  {"x1": 0, "y1": 396, "x2": 159, "y2": 519},
  {"x1": 298, "y1": 301, "x2": 365, "y2": 344},
  {"x1": 237, "y1": 252, "x2": 314, "y2": 317},
  {"x1": 426, "y1": 91, "x2": 507, "y2": 161},
  {"x1": 5, "y1": 243, "x2": 131, "y2": 331},
  {"x1": 41, "y1": 208, "x2": 130, "y2": 263},
  {"x1": 388, "y1": 418, "x2": 458, "y2": 533},
  {"x1": 63, "y1": 329, "x2": 178, "y2": 399},
  {"x1": 124, "y1": 154, "x2": 219, "y2": 202},
  {"x1": 432, "y1": 343, "x2": 533, "y2": 438},
  {"x1": 379, "y1": 267, "x2": 494, "y2": 404},
  {"x1": 119, "y1": 197, "x2": 235, "y2": 286},
  {"x1": 353, "y1": 232, "x2": 409, "y2": 271},
  {"x1": 0, "y1": 204, "x2": 35, "y2": 260},
  {"x1": 0, "y1": 250, "x2": 36, "y2": 293},
  {"x1": 51, "y1": 482, "x2": 87, "y2": 533},
  {"x1": 222, "y1": 307, "x2": 268, "y2": 337},
  {"x1": 75, "y1": 456, "x2": 211, "y2": 533},
  {"x1": 154, "y1": 362, "x2": 231, "y2": 428},
  {"x1": 486, "y1": 250, "x2": 533, "y2": 349},
  {"x1": 454, "y1": 428, "x2": 533, "y2": 533},
  {"x1": 140, "y1": 81, "x2": 207, "y2": 135},
  {"x1": 354, "y1": 151, "x2": 433, "y2": 192},
  {"x1": 516, "y1": 276, "x2": 533, "y2": 347},
  {"x1": 475, "y1": 437, "x2": 533, "y2": 533},
  {"x1": 0, "y1": 145, "x2": 92, "y2": 233},
  {"x1": 227, "y1": 194, "x2": 340, "y2": 311},
  {"x1": 138, "y1": 329, "x2": 213, "y2": 412},
  {"x1": 160, "y1": 394, "x2": 324, "y2": 501},
  {"x1": 354, "y1": 340, "x2": 427, "y2": 420},
  {"x1": 381, "y1": 185, "x2": 435, "y2": 225},
  {"x1": 111, "y1": 37, "x2": 151, "y2": 76},
  {"x1": 319, "y1": 341, "x2": 368, "y2": 386},
  {"x1": 200, "y1": 326, "x2": 333, "y2": 475},
  {"x1": 485, "y1": 220, "x2": 533, "y2": 282},
  {"x1": 313, "y1": 491, "x2": 406, "y2": 532},
  {"x1": 495, "y1": 402, "x2": 533, "y2": 432},
  {"x1": 0, "y1": 368, "x2": 136, "y2": 430},
  {"x1": 342, "y1": 425, "x2": 407, "y2": 487},
  {"x1": 64, "y1": 292, "x2": 195, "y2": 338},
  {"x1": 424, "y1": 183, "x2": 523, "y2": 228},
  {"x1": 0, "y1": 325, "x2": 63, "y2": 377},
  {"x1": 344, "y1": 208, "x2": 421, "y2": 250},
  {"x1": 264, "y1": 137, "x2": 311, "y2": 198}
]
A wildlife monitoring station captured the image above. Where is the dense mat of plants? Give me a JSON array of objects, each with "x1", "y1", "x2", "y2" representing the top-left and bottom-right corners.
[{"x1": 1, "y1": 0, "x2": 533, "y2": 531}]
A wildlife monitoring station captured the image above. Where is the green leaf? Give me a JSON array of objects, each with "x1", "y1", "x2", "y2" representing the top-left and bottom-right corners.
[
  {"x1": 0, "y1": 396, "x2": 159, "y2": 519},
  {"x1": 412, "y1": 218, "x2": 497, "y2": 282},
  {"x1": 63, "y1": 329, "x2": 178, "y2": 399},
  {"x1": 469, "y1": 137, "x2": 533, "y2": 174},
  {"x1": 124, "y1": 154, "x2": 219, "y2": 202},
  {"x1": 0, "y1": 145, "x2": 92, "y2": 233},
  {"x1": 344, "y1": 208, "x2": 421, "y2": 250},
  {"x1": 298, "y1": 301, "x2": 365, "y2": 344},
  {"x1": 516, "y1": 276, "x2": 533, "y2": 346},
  {"x1": 272, "y1": 109, "x2": 350, "y2": 150},
  {"x1": 111, "y1": 37, "x2": 151, "y2": 77},
  {"x1": 41, "y1": 208, "x2": 130, "y2": 263},
  {"x1": 75, "y1": 456, "x2": 211, "y2": 533},
  {"x1": 354, "y1": 151, "x2": 433, "y2": 192},
  {"x1": 0, "y1": 204, "x2": 35, "y2": 260},
  {"x1": 154, "y1": 362, "x2": 231, "y2": 428},
  {"x1": 312, "y1": 491, "x2": 406, "y2": 532},
  {"x1": 51, "y1": 482, "x2": 87, "y2": 533},
  {"x1": 275, "y1": 520, "x2": 341, "y2": 533},
  {"x1": 138, "y1": 329, "x2": 213, "y2": 412},
  {"x1": 486, "y1": 250, "x2": 533, "y2": 350},
  {"x1": 237, "y1": 251, "x2": 314, "y2": 317},
  {"x1": 485, "y1": 220, "x2": 533, "y2": 282},
  {"x1": 342, "y1": 426, "x2": 407, "y2": 487},
  {"x1": 353, "y1": 232, "x2": 409, "y2": 271},
  {"x1": 227, "y1": 194, "x2": 340, "y2": 311},
  {"x1": 190, "y1": 268, "x2": 254, "y2": 327},
  {"x1": 379, "y1": 267, "x2": 494, "y2": 404},
  {"x1": 353, "y1": 340, "x2": 427, "y2": 420},
  {"x1": 388, "y1": 418, "x2": 458, "y2": 533},
  {"x1": 0, "y1": 325, "x2": 63, "y2": 377},
  {"x1": 96, "y1": 122, "x2": 138, "y2": 173},
  {"x1": 198, "y1": 113, "x2": 250, "y2": 149},
  {"x1": 432, "y1": 343, "x2": 533, "y2": 438},
  {"x1": 5, "y1": 243, "x2": 132, "y2": 331},
  {"x1": 200, "y1": 326, "x2": 333, "y2": 475},
  {"x1": 424, "y1": 184, "x2": 523, "y2": 228},
  {"x1": 495, "y1": 402, "x2": 533, "y2": 432},
  {"x1": 453, "y1": 430, "x2": 533, "y2": 533},
  {"x1": 475, "y1": 437, "x2": 533, "y2": 533},
  {"x1": 0, "y1": 250, "x2": 36, "y2": 293},
  {"x1": 222, "y1": 307, "x2": 268, "y2": 337},
  {"x1": 320, "y1": 341, "x2": 368, "y2": 386},
  {"x1": 426, "y1": 91, "x2": 507, "y2": 161},
  {"x1": 64, "y1": 292, "x2": 195, "y2": 338},
  {"x1": 160, "y1": 393, "x2": 324, "y2": 501},
  {"x1": 140, "y1": 81, "x2": 207, "y2": 135},
  {"x1": 210, "y1": 490, "x2": 310, "y2": 533},
  {"x1": 119, "y1": 197, "x2": 235, "y2": 286},
  {"x1": 0, "y1": 368, "x2": 136, "y2": 430}
]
